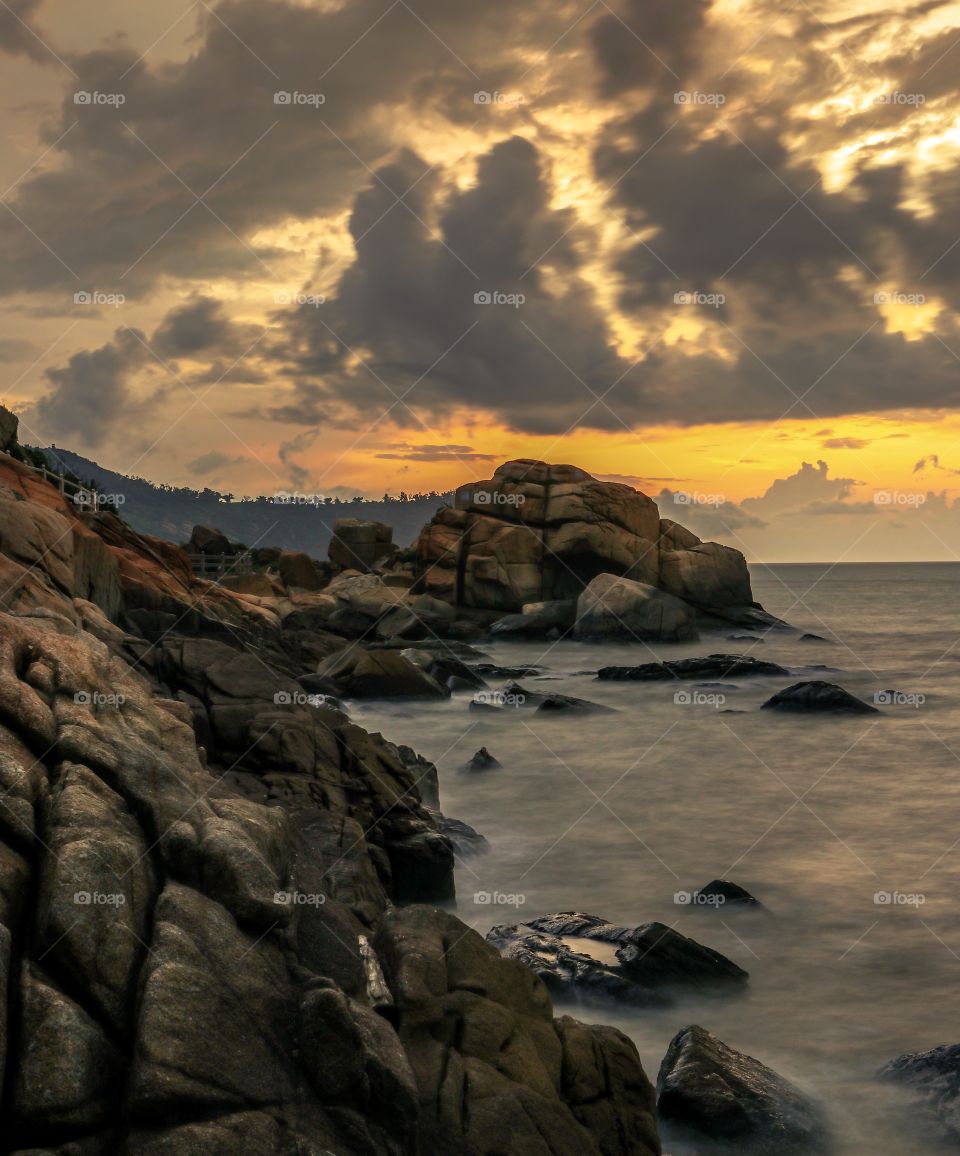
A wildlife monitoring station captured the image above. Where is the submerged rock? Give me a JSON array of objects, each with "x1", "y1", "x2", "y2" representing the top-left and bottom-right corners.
[
  {"x1": 761, "y1": 680, "x2": 878, "y2": 714},
  {"x1": 657, "y1": 1025, "x2": 829, "y2": 1154},
  {"x1": 470, "y1": 682, "x2": 615, "y2": 715},
  {"x1": 463, "y1": 747, "x2": 502, "y2": 772},
  {"x1": 880, "y1": 1042, "x2": 960, "y2": 1144},
  {"x1": 436, "y1": 815, "x2": 489, "y2": 857},
  {"x1": 487, "y1": 913, "x2": 747, "y2": 1007},
  {"x1": 490, "y1": 598, "x2": 578, "y2": 638},
  {"x1": 695, "y1": 879, "x2": 766, "y2": 911},
  {"x1": 598, "y1": 654, "x2": 789, "y2": 681}
]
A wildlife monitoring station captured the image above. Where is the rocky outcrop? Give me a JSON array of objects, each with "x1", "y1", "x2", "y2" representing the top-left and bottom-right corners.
[
  {"x1": 880, "y1": 1042, "x2": 960, "y2": 1144},
  {"x1": 761, "y1": 681, "x2": 878, "y2": 714},
  {"x1": 471, "y1": 682, "x2": 614, "y2": 715},
  {"x1": 317, "y1": 647, "x2": 451, "y2": 699},
  {"x1": 415, "y1": 460, "x2": 769, "y2": 632},
  {"x1": 487, "y1": 913, "x2": 747, "y2": 1007},
  {"x1": 657, "y1": 1025, "x2": 829, "y2": 1153},
  {"x1": 0, "y1": 426, "x2": 661, "y2": 1153},
  {"x1": 597, "y1": 654, "x2": 789, "y2": 681}
]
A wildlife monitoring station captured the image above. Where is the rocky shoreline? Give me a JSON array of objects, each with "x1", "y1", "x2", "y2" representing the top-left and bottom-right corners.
[{"x1": 0, "y1": 430, "x2": 952, "y2": 1154}]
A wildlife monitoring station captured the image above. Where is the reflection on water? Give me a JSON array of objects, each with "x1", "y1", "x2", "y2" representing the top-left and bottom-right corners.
[{"x1": 354, "y1": 563, "x2": 960, "y2": 1154}]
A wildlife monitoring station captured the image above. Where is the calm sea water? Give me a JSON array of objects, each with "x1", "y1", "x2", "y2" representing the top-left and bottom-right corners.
[{"x1": 353, "y1": 563, "x2": 960, "y2": 1154}]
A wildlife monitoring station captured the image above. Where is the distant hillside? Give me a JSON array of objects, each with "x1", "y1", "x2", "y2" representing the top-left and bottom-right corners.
[{"x1": 36, "y1": 447, "x2": 451, "y2": 555}]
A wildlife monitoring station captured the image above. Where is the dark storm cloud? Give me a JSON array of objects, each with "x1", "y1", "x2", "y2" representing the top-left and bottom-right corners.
[
  {"x1": 0, "y1": 0, "x2": 595, "y2": 298},
  {"x1": 31, "y1": 327, "x2": 154, "y2": 445},
  {"x1": 0, "y1": 0, "x2": 54, "y2": 64},
  {"x1": 266, "y1": 137, "x2": 634, "y2": 435},
  {"x1": 186, "y1": 450, "x2": 247, "y2": 476}
]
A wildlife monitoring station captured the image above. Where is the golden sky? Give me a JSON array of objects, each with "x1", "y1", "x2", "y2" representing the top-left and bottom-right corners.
[{"x1": 3, "y1": 0, "x2": 960, "y2": 558}]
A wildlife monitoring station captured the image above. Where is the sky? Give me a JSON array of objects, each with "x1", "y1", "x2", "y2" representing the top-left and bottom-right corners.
[{"x1": 2, "y1": 0, "x2": 960, "y2": 560}]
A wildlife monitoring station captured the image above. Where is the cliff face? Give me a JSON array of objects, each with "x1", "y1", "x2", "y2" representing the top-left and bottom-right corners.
[{"x1": 0, "y1": 426, "x2": 660, "y2": 1154}]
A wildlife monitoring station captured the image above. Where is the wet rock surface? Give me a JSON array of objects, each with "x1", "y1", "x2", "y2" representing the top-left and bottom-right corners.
[
  {"x1": 487, "y1": 913, "x2": 747, "y2": 1008},
  {"x1": 761, "y1": 680, "x2": 878, "y2": 714},
  {"x1": 597, "y1": 654, "x2": 789, "y2": 681},
  {"x1": 657, "y1": 1025, "x2": 829, "y2": 1154},
  {"x1": 880, "y1": 1042, "x2": 960, "y2": 1144}
]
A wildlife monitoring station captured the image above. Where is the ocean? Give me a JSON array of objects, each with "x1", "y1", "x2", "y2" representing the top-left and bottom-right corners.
[{"x1": 352, "y1": 562, "x2": 960, "y2": 1154}]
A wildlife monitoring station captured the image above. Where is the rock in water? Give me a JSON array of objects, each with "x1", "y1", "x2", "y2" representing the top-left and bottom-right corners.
[
  {"x1": 574, "y1": 574, "x2": 700, "y2": 642},
  {"x1": 415, "y1": 459, "x2": 769, "y2": 628},
  {"x1": 471, "y1": 682, "x2": 615, "y2": 715},
  {"x1": 695, "y1": 879, "x2": 766, "y2": 911},
  {"x1": 761, "y1": 680, "x2": 878, "y2": 714},
  {"x1": 487, "y1": 913, "x2": 747, "y2": 1007},
  {"x1": 880, "y1": 1042, "x2": 960, "y2": 1144},
  {"x1": 463, "y1": 746, "x2": 501, "y2": 771},
  {"x1": 597, "y1": 654, "x2": 788, "y2": 681},
  {"x1": 657, "y1": 1025, "x2": 829, "y2": 1153}
]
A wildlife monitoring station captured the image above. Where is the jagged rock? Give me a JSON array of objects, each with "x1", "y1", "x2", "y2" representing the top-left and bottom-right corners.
[
  {"x1": 880, "y1": 1042, "x2": 960, "y2": 1144},
  {"x1": 657, "y1": 1025, "x2": 829, "y2": 1153},
  {"x1": 761, "y1": 681, "x2": 878, "y2": 714},
  {"x1": 598, "y1": 654, "x2": 789, "y2": 681},
  {"x1": 463, "y1": 747, "x2": 501, "y2": 772},
  {"x1": 401, "y1": 648, "x2": 488, "y2": 691},
  {"x1": 488, "y1": 914, "x2": 746, "y2": 1006},
  {"x1": 317, "y1": 647, "x2": 449, "y2": 699}
]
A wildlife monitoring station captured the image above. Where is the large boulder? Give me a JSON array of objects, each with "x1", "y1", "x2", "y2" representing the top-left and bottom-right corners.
[
  {"x1": 574, "y1": 574, "x2": 699, "y2": 642},
  {"x1": 188, "y1": 525, "x2": 231, "y2": 555},
  {"x1": 277, "y1": 549, "x2": 320, "y2": 590},
  {"x1": 761, "y1": 681, "x2": 878, "y2": 714},
  {"x1": 415, "y1": 460, "x2": 761, "y2": 622},
  {"x1": 329, "y1": 518, "x2": 394, "y2": 572},
  {"x1": 597, "y1": 654, "x2": 788, "y2": 681},
  {"x1": 657, "y1": 1025, "x2": 829, "y2": 1153},
  {"x1": 317, "y1": 647, "x2": 450, "y2": 699}
]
